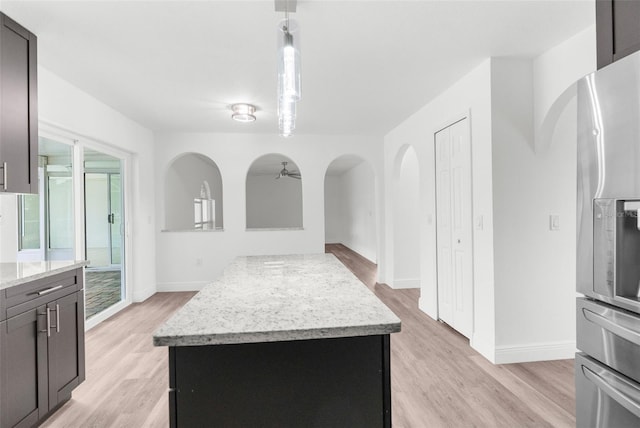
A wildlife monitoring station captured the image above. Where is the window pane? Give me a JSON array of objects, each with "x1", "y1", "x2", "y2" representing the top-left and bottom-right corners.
[
  {"x1": 48, "y1": 175, "x2": 73, "y2": 250},
  {"x1": 18, "y1": 194, "x2": 40, "y2": 250}
]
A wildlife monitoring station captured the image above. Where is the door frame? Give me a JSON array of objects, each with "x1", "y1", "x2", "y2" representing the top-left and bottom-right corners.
[
  {"x1": 433, "y1": 111, "x2": 475, "y2": 337},
  {"x1": 39, "y1": 122, "x2": 133, "y2": 331}
]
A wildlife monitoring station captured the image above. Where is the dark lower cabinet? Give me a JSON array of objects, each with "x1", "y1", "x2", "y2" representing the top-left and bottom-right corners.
[
  {"x1": 0, "y1": 268, "x2": 85, "y2": 428},
  {"x1": 597, "y1": 0, "x2": 640, "y2": 69},
  {"x1": 0, "y1": 307, "x2": 48, "y2": 428},
  {"x1": 168, "y1": 335, "x2": 392, "y2": 428}
]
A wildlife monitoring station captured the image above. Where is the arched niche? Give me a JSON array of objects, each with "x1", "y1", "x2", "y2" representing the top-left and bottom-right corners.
[
  {"x1": 323, "y1": 154, "x2": 377, "y2": 263},
  {"x1": 164, "y1": 153, "x2": 223, "y2": 231},
  {"x1": 246, "y1": 153, "x2": 303, "y2": 229},
  {"x1": 392, "y1": 145, "x2": 421, "y2": 288}
]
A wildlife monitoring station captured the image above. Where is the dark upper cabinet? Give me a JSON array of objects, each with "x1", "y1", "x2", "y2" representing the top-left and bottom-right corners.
[
  {"x1": 597, "y1": 0, "x2": 640, "y2": 69},
  {"x1": 0, "y1": 12, "x2": 38, "y2": 194}
]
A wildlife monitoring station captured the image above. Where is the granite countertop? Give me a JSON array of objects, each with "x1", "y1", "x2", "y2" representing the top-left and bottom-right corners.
[
  {"x1": 0, "y1": 260, "x2": 89, "y2": 291},
  {"x1": 153, "y1": 254, "x2": 401, "y2": 347}
]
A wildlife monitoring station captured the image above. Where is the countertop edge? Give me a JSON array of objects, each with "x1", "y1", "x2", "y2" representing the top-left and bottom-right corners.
[
  {"x1": 153, "y1": 321, "x2": 402, "y2": 347},
  {"x1": 0, "y1": 260, "x2": 89, "y2": 290}
]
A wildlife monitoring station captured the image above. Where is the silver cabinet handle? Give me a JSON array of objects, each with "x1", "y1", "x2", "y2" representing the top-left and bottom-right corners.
[
  {"x1": 37, "y1": 285, "x2": 63, "y2": 296},
  {"x1": 46, "y1": 307, "x2": 51, "y2": 337},
  {"x1": 2, "y1": 162, "x2": 6, "y2": 191},
  {"x1": 582, "y1": 365, "x2": 640, "y2": 418},
  {"x1": 56, "y1": 304, "x2": 60, "y2": 333},
  {"x1": 583, "y1": 307, "x2": 640, "y2": 346}
]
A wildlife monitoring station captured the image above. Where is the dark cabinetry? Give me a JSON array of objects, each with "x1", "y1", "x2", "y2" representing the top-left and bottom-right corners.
[
  {"x1": 597, "y1": 0, "x2": 640, "y2": 69},
  {"x1": 0, "y1": 268, "x2": 85, "y2": 428},
  {"x1": 0, "y1": 12, "x2": 38, "y2": 194}
]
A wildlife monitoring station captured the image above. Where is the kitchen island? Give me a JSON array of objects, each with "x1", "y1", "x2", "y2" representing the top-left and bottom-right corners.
[{"x1": 153, "y1": 253, "x2": 401, "y2": 428}]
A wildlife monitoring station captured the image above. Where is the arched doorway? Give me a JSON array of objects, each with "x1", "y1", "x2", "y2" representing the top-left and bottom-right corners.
[
  {"x1": 393, "y1": 145, "x2": 421, "y2": 288},
  {"x1": 324, "y1": 155, "x2": 377, "y2": 263}
]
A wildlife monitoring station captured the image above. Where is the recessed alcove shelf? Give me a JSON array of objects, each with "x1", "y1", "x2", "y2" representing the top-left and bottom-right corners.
[{"x1": 164, "y1": 153, "x2": 223, "y2": 232}]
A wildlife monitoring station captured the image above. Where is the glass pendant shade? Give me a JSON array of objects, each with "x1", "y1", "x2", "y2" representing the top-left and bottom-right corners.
[
  {"x1": 278, "y1": 98, "x2": 296, "y2": 137},
  {"x1": 277, "y1": 19, "x2": 301, "y2": 102}
]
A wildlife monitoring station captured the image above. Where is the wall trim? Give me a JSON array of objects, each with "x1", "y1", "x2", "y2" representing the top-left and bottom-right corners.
[
  {"x1": 470, "y1": 334, "x2": 496, "y2": 364},
  {"x1": 85, "y1": 300, "x2": 131, "y2": 331},
  {"x1": 157, "y1": 281, "x2": 209, "y2": 292},
  {"x1": 133, "y1": 285, "x2": 156, "y2": 303},
  {"x1": 418, "y1": 296, "x2": 438, "y2": 321},
  {"x1": 493, "y1": 341, "x2": 576, "y2": 364},
  {"x1": 392, "y1": 278, "x2": 420, "y2": 289}
]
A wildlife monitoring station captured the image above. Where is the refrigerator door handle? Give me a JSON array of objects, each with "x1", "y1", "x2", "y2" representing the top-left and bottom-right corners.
[
  {"x1": 583, "y1": 307, "x2": 640, "y2": 346},
  {"x1": 582, "y1": 365, "x2": 640, "y2": 419}
]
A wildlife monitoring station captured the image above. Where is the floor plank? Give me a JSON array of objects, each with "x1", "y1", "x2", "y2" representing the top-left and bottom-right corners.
[{"x1": 42, "y1": 246, "x2": 575, "y2": 427}]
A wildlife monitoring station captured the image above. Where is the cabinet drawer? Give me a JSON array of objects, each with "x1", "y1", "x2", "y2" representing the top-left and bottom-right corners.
[
  {"x1": 1, "y1": 269, "x2": 82, "y2": 321},
  {"x1": 577, "y1": 297, "x2": 640, "y2": 383}
]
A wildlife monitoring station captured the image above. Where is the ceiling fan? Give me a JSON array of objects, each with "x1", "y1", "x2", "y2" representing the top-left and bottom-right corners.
[{"x1": 276, "y1": 161, "x2": 301, "y2": 180}]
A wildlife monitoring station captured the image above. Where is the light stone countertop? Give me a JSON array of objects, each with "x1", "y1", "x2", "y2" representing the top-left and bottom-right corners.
[
  {"x1": 153, "y1": 254, "x2": 401, "y2": 347},
  {"x1": 0, "y1": 260, "x2": 89, "y2": 291}
]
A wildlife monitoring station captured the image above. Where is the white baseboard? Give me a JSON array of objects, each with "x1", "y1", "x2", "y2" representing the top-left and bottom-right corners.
[
  {"x1": 132, "y1": 285, "x2": 155, "y2": 303},
  {"x1": 493, "y1": 340, "x2": 576, "y2": 364},
  {"x1": 85, "y1": 300, "x2": 131, "y2": 331},
  {"x1": 470, "y1": 334, "x2": 496, "y2": 364},
  {"x1": 156, "y1": 281, "x2": 209, "y2": 292},
  {"x1": 418, "y1": 296, "x2": 438, "y2": 321},
  {"x1": 392, "y1": 278, "x2": 420, "y2": 289}
]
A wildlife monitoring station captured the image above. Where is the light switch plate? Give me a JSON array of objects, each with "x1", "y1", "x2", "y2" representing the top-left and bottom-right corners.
[{"x1": 550, "y1": 215, "x2": 560, "y2": 231}]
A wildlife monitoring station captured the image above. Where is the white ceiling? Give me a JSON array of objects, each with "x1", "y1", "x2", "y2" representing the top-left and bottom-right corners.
[{"x1": 2, "y1": 1, "x2": 594, "y2": 136}]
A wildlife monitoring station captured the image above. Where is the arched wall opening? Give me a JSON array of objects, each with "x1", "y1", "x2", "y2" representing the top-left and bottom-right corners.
[
  {"x1": 392, "y1": 145, "x2": 421, "y2": 288},
  {"x1": 164, "y1": 153, "x2": 223, "y2": 231},
  {"x1": 246, "y1": 153, "x2": 303, "y2": 229},
  {"x1": 324, "y1": 155, "x2": 377, "y2": 263}
]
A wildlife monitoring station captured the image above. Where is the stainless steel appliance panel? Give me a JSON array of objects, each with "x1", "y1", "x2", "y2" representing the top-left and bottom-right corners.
[
  {"x1": 577, "y1": 298, "x2": 640, "y2": 383},
  {"x1": 577, "y1": 50, "x2": 640, "y2": 313},
  {"x1": 576, "y1": 353, "x2": 640, "y2": 428}
]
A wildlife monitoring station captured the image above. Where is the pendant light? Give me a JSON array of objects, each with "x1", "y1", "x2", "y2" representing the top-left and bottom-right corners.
[{"x1": 277, "y1": 8, "x2": 300, "y2": 137}]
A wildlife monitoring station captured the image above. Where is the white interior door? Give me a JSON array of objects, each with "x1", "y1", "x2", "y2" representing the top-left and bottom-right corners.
[{"x1": 435, "y1": 118, "x2": 473, "y2": 338}]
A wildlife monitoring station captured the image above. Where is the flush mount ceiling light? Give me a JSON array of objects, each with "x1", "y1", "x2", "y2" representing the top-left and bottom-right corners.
[
  {"x1": 276, "y1": 0, "x2": 300, "y2": 137},
  {"x1": 231, "y1": 103, "x2": 257, "y2": 123}
]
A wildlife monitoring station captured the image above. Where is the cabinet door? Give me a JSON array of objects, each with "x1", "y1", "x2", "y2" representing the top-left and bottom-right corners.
[
  {"x1": 0, "y1": 12, "x2": 38, "y2": 194},
  {"x1": 0, "y1": 306, "x2": 48, "y2": 428},
  {"x1": 47, "y1": 291, "x2": 85, "y2": 410},
  {"x1": 597, "y1": 0, "x2": 640, "y2": 69}
]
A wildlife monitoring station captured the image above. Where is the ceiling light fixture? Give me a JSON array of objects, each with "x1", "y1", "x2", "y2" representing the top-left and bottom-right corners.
[
  {"x1": 231, "y1": 103, "x2": 257, "y2": 122},
  {"x1": 276, "y1": 1, "x2": 300, "y2": 137}
]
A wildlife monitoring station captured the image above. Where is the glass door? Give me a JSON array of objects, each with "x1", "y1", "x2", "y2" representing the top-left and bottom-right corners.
[
  {"x1": 17, "y1": 137, "x2": 73, "y2": 262},
  {"x1": 84, "y1": 148, "x2": 125, "y2": 319}
]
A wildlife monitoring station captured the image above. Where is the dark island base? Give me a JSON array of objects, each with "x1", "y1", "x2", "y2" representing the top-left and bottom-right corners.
[{"x1": 168, "y1": 334, "x2": 391, "y2": 428}]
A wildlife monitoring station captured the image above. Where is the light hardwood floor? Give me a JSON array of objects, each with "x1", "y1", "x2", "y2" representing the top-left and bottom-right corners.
[{"x1": 42, "y1": 245, "x2": 574, "y2": 427}]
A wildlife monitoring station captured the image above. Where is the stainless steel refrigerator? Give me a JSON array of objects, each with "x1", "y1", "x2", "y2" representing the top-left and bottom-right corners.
[{"x1": 576, "y1": 50, "x2": 640, "y2": 427}]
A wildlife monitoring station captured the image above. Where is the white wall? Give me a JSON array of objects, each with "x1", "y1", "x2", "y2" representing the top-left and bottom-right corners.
[
  {"x1": 38, "y1": 66, "x2": 157, "y2": 302},
  {"x1": 384, "y1": 59, "x2": 496, "y2": 359},
  {"x1": 383, "y1": 27, "x2": 595, "y2": 363},
  {"x1": 392, "y1": 146, "x2": 421, "y2": 288},
  {"x1": 338, "y1": 162, "x2": 378, "y2": 263},
  {"x1": 155, "y1": 133, "x2": 384, "y2": 290},
  {"x1": 324, "y1": 175, "x2": 343, "y2": 243},
  {"x1": 0, "y1": 194, "x2": 19, "y2": 262},
  {"x1": 246, "y1": 174, "x2": 303, "y2": 229}
]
